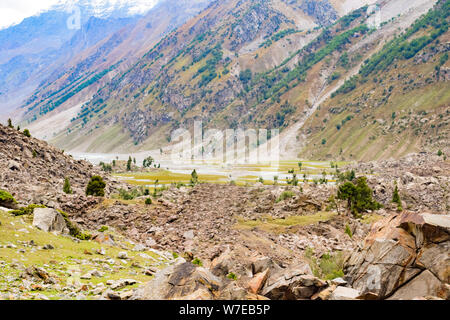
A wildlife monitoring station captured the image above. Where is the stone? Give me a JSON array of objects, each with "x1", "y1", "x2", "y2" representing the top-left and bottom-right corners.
[
  {"x1": 80, "y1": 273, "x2": 92, "y2": 280},
  {"x1": 183, "y1": 230, "x2": 195, "y2": 240},
  {"x1": 388, "y1": 270, "x2": 446, "y2": 300},
  {"x1": 110, "y1": 279, "x2": 137, "y2": 290},
  {"x1": 345, "y1": 212, "x2": 450, "y2": 299},
  {"x1": 32, "y1": 208, "x2": 67, "y2": 234},
  {"x1": 329, "y1": 286, "x2": 361, "y2": 300},
  {"x1": 131, "y1": 260, "x2": 222, "y2": 300},
  {"x1": 117, "y1": 251, "x2": 128, "y2": 259},
  {"x1": 93, "y1": 233, "x2": 115, "y2": 246},
  {"x1": 331, "y1": 277, "x2": 347, "y2": 286},
  {"x1": 247, "y1": 269, "x2": 269, "y2": 294},
  {"x1": 133, "y1": 244, "x2": 147, "y2": 252}
]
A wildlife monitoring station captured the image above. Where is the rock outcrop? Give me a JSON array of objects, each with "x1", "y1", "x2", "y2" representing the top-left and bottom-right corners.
[
  {"x1": 131, "y1": 258, "x2": 223, "y2": 300},
  {"x1": 345, "y1": 211, "x2": 450, "y2": 300},
  {"x1": 32, "y1": 208, "x2": 68, "y2": 234}
]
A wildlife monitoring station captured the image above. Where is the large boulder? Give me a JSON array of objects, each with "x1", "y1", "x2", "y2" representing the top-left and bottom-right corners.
[
  {"x1": 345, "y1": 212, "x2": 449, "y2": 300},
  {"x1": 260, "y1": 263, "x2": 326, "y2": 300},
  {"x1": 32, "y1": 208, "x2": 67, "y2": 234},
  {"x1": 131, "y1": 259, "x2": 223, "y2": 300}
]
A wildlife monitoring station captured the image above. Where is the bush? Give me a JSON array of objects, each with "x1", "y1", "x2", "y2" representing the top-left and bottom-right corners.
[
  {"x1": 0, "y1": 189, "x2": 17, "y2": 208},
  {"x1": 10, "y1": 204, "x2": 45, "y2": 216},
  {"x1": 345, "y1": 224, "x2": 353, "y2": 238},
  {"x1": 227, "y1": 272, "x2": 238, "y2": 280},
  {"x1": 86, "y1": 176, "x2": 106, "y2": 197},
  {"x1": 23, "y1": 129, "x2": 31, "y2": 137},
  {"x1": 190, "y1": 170, "x2": 199, "y2": 186},
  {"x1": 145, "y1": 198, "x2": 152, "y2": 205},
  {"x1": 98, "y1": 226, "x2": 108, "y2": 232},
  {"x1": 63, "y1": 177, "x2": 73, "y2": 194},
  {"x1": 276, "y1": 191, "x2": 295, "y2": 203},
  {"x1": 58, "y1": 210, "x2": 91, "y2": 240},
  {"x1": 192, "y1": 258, "x2": 203, "y2": 267}
]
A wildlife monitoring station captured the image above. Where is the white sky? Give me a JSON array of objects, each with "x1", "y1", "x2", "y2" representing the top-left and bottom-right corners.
[
  {"x1": 0, "y1": 0, "x2": 60, "y2": 29},
  {"x1": 0, "y1": 0, "x2": 159, "y2": 29}
]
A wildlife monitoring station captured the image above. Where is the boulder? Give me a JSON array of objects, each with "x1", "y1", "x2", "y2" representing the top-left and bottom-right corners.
[
  {"x1": 32, "y1": 208, "x2": 67, "y2": 234},
  {"x1": 329, "y1": 286, "x2": 361, "y2": 300},
  {"x1": 131, "y1": 259, "x2": 223, "y2": 300},
  {"x1": 345, "y1": 212, "x2": 450, "y2": 299},
  {"x1": 247, "y1": 269, "x2": 269, "y2": 294},
  {"x1": 388, "y1": 270, "x2": 446, "y2": 300},
  {"x1": 261, "y1": 263, "x2": 326, "y2": 300},
  {"x1": 93, "y1": 233, "x2": 116, "y2": 246}
]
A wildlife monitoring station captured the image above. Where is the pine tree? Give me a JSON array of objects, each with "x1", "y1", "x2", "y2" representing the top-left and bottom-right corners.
[
  {"x1": 127, "y1": 156, "x2": 132, "y2": 171},
  {"x1": 7, "y1": 118, "x2": 13, "y2": 128},
  {"x1": 63, "y1": 177, "x2": 73, "y2": 194},
  {"x1": 86, "y1": 176, "x2": 106, "y2": 197},
  {"x1": 392, "y1": 182, "x2": 402, "y2": 211},
  {"x1": 190, "y1": 170, "x2": 198, "y2": 186}
]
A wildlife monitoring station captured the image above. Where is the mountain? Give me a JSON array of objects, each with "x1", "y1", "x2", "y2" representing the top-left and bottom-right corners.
[
  {"x1": 0, "y1": 0, "x2": 162, "y2": 117},
  {"x1": 21, "y1": 0, "x2": 374, "y2": 152},
  {"x1": 9, "y1": 0, "x2": 213, "y2": 139},
  {"x1": 9, "y1": 0, "x2": 450, "y2": 161}
]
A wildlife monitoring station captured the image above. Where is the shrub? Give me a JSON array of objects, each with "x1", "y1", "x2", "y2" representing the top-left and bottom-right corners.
[
  {"x1": 145, "y1": 198, "x2": 152, "y2": 205},
  {"x1": 86, "y1": 176, "x2": 106, "y2": 197},
  {"x1": 345, "y1": 224, "x2": 353, "y2": 238},
  {"x1": 10, "y1": 204, "x2": 45, "y2": 216},
  {"x1": 63, "y1": 177, "x2": 73, "y2": 194},
  {"x1": 0, "y1": 189, "x2": 17, "y2": 208},
  {"x1": 127, "y1": 156, "x2": 132, "y2": 171},
  {"x1": 277, "y1": 191, "x2": 295, "y2": 203},
  {"x1": 227, "y1": 272, "x2": 238, "y2": 280},
  {"x1": 392, "y1": 183, "x2": 403, "y2": 211},
  {"x1": 23, "y1": 129, "x2": 31, "y2": 137},
  {"x1": 98, "y1": 226, "x2": 109, "y2": 232},
  {"x1": 192, "y1": 258, "x2": 203, "y2": 267},
  {"x1": 58, "y1": 210, "x2": 91, "y2": 240}
]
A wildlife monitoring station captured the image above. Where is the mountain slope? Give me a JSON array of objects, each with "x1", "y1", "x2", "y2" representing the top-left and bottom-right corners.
[
  {"x1": 299, "y1": 0, "x2": 450, "y2": 160},
  {"x1": 14, "y1": 0, "x2": 448, "y2": 162},
  {"x1": 39, "y1": 0, "x2": 375, "y2": 153},
  {"x1": 16, "y1": 0, "x2": 213, "y2": 141},
  {"x1": 0, "y1": 0, "x2": 162, "y2": 117}
]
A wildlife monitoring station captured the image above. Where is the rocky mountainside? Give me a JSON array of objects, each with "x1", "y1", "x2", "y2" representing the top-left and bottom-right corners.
[
  {"x1": 0, "y1": 124, "x2": 124, "y2": 208},
  {"x1": 16, "y1": 0, "x2": 448, "y2": 162},
  {"x1": 16, "y1": 0, "x2": 377, "y2": 153}
]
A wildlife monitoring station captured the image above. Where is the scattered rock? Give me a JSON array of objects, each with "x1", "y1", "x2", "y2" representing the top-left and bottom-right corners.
[{"x1": 32, "y1": 208, "x2": 67, "y2": 234}]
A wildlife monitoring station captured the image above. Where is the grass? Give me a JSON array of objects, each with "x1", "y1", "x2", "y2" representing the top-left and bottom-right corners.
[
  {"x1": 235, "y1": 211, "x2": 337, "y2": 233},
  {"x1": 0, "y1": 209, "x2": 168, "y2": 300},
  {"x1": 304, "y1": 248, "x2": 345, "y2": 280},
  {"x1": 360, "y1": 213, "x2": 384, "y2": 224},
  {"x1": 276, "y1": 191, "x2": 295, "y2": 203}
]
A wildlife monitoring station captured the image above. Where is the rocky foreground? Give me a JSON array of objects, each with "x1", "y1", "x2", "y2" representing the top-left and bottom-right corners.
[{"x1": 0, "y1": 124, "x2": 449, "y2": 300}]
